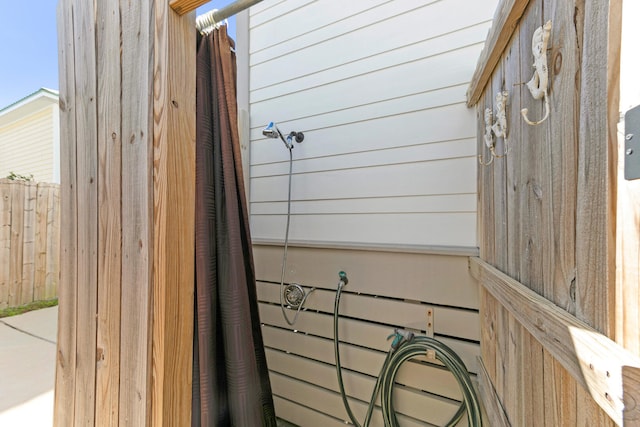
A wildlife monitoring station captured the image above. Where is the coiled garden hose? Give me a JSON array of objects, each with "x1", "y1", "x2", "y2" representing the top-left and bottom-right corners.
[{"x1": 333, "y1": 271, "x2": 483, "y2": 427}]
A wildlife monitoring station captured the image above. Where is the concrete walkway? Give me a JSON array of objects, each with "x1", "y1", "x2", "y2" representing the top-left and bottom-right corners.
[{"x1": 0, "y1": 306, "x2": 57, "y2": 426}]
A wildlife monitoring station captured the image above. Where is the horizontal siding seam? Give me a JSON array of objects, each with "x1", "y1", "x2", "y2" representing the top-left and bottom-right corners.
[
  {"x1": 250, "y1": 19, "x2": 493, "y2": 92},
  {"x1": 249, "y1": 99, "x2": 472, "y2": 140},
  {"x1": 252, "y1": 239, "x2": 480, "y2": 257},
  {"x1": 250, "y1": 41, "x2": 486, "y2": 103},
  {"x1": 250, "y1": 192, "x2": 477, "y2": 203},
  {"x1": 250, "y1": 0, "x2": 439, "y2": 55},
  {"x1": 250, "y1": 153, "x2": 477, "y2": 179},
  {"x1": 250, "y1": 136, "x2": 476, "y2": 168},
  {"x1": 251, "y1": 211, "x2": 477, "y2": 216}
]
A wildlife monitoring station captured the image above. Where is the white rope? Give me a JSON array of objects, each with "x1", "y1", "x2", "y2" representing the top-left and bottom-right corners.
[{"x1": 196, "y1": 9, "x2": 228, "y2": 34}]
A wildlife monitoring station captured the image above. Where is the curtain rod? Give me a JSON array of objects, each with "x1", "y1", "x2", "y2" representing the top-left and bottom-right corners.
[{"x1": 195, "y1": 0, "x2": 263, "y2": 32}]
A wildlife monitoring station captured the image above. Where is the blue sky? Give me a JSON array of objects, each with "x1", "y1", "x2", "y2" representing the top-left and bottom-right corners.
[{"x1": 0, "y1": 1, "x2": 235, "y2": 109}]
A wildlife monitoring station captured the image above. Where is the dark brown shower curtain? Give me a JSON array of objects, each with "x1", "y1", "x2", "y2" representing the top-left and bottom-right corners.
[{"x1": 193, "y1": 26, "x2": 276, "y2": 427}]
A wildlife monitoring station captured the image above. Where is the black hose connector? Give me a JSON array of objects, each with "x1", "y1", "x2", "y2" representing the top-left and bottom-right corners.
[{"x1": 338, "y1": 271, "x2": 348, "y2": 285}]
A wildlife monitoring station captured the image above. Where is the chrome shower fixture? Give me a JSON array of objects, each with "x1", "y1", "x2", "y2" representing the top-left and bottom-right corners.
[{"x1": 262, "y1": 121, "x2": 304, "y2": 150}]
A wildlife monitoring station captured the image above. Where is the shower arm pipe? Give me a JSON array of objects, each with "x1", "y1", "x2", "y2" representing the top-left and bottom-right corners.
[{"x1": 171, "y1": 0, "x2": 264, "y2": 18}]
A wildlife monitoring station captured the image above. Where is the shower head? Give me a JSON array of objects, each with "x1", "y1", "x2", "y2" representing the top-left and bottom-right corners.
[
  {"x1": 262, "y1": 121, "x2": 297, "y2": 150},
  {"x1": 262, "y1": 121, "x2": 281, "y2": 139}
]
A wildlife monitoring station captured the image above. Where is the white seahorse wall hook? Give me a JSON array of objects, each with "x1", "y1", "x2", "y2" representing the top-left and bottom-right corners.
[
  {"x1": 521, "y1": 20, "x2": 552, "y2": 126},
  {"x1": 479, "y1": 91, "x2": 509, "y2": 165},
  {"x1": 492, "y1": 91, "x2": 508, "y2": 141},
  {"x1": 479, "y1": 107, "x2": 495, "y2": 165}
]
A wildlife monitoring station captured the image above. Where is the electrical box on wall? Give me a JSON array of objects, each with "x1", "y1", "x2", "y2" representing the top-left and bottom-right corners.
[{"x1": 625, "y1": 105, "x2": 640, "y2": 180}]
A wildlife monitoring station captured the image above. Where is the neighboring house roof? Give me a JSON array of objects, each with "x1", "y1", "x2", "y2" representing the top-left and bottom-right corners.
[{"x1": 0, "y1": 88, "x2": 59, "y2": 128}]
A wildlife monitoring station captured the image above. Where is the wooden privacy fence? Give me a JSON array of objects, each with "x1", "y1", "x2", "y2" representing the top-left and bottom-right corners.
[
  {"x1": 0, "y1": 179, "x2": 60, "y2": 308},
  {"x1": 467, "y1": 0, "x2": 640, "y2": 425}
]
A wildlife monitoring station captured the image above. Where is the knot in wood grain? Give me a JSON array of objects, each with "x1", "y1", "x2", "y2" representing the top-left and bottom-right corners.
[
  {"x1": 553, "y1": 51, "x2": 563, "y2": 75},
  {"x1": 532, "y1": 182, "x2": 543, "y2": 199},
  {"x1": 58, "y1": 349, "x2": 66, "y2": 368}
]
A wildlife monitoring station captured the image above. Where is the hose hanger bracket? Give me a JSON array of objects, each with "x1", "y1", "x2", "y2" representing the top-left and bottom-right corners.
[{"x1": 426, "y1": 306, "x2": 434, "y2": 338}]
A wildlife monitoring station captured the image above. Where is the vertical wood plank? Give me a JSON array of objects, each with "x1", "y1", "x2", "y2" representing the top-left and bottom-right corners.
[
  {"x1": 477, "y1": 59, "x2": 499, "y2": 403},
  {"x1": 94, "y1": 0, "x2": 122, "y2": 423},
  {"x1": 54, "y1": 0, "x2": 78, "y2": 424},
  {"x1": 502, "y1": 313, "x2": 524, "y2": 425},
  {"x1": 478, "y1": 82, "x2": 494, "y2": 264},
  {"x1": 491, "y1": 61, "x2": 508, "y2": 273},
  {"x1": 542, "y1": 7, "x2": 580, "y2": 425},
  {"x1": 490, "y1": 60, "x2": 515, "y2": 415},
  {"x1": 505, "y1": 19, "x2": 522, "y2": 283},
  {"x1": 616, "y1": 0, "x2": 640, "y2": 357},
  {"x1": 480, "y1": 288, "x2": 497, "y2": 388},
  {"x1": 575, "y1": 0, "x2": 621, "y2": 336},
  {"x1": 21, "y1": 182, "x2": 36, "y2": 305},
  {"x1": 46, "y1": 186, "x2": 61, "y2": 300},
  {"x1": 34, "y1": 183, "x2": 50, "y2": 301},
  {"x1": 543, "y1": 0, "x2": 579, "y2": 315},
  {"x1": 617, "y1": 160, "x2": 640, "y2": 355},
  {"x1": 151, "y1": 3, "x2": 196, "y2": 426},
  {"x1": 522, "y1": 332, "x2": 545, "y2": 424},
  {"x1": 0, "y1": 182, "x2": 11, "y2": 308},
  {"x1": 9, "y1": 182, "x2": 25, "y2": 307},
  {"x1": 118, "y1": 0, "x2": 154, "y2": 424},
  {"x1": 517, "y1": 0, "x2": 545, "y2": 296},
  {"x1": 72, "y1": 0, "x2": 99, "y2": 424},
  {"x1": 575, "y1": 384, "x2": 617, "y2": 427},
  {"x1": 543, "y1": 354, "x2": 577, "y2": 426}
]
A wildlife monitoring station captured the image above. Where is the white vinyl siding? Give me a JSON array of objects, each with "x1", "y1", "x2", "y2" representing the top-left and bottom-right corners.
[
  {"x1": 242, "y1": 1, "x2": 498, "y2": 425},
  {"x1": 0, "y1": 105, "x2": 56, "y2": 183},
  {"x1": 253, "y1": 245, "x2": 481, "y2": 426},
  {"x1": 247, "y1": 0, "x2": 497, "y2": 249}
]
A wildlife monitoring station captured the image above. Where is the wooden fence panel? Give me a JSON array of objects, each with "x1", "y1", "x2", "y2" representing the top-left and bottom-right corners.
[
  {"x1": 0, "y1": 183, "x2": 11, "y2": 307},
  {"x1": 0, "y1": 179, "x2": 60, "y2": 308},
  {"x1": 469, "y1": 0, "x2": 624, "y2": 424}
]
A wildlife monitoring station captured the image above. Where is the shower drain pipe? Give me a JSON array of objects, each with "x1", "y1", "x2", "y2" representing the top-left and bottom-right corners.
[{"x1": 333, "y1": 271, "x2": 483, "y2": 427}]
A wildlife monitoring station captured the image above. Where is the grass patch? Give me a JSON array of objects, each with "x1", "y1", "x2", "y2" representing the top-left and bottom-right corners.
[{"x1": 0, "y1": 298, "x2": 58, "y2": 319}]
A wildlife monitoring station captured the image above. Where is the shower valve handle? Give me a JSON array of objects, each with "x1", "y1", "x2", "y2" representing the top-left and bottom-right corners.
[{"x1": 288, "y1": 131, "x2": 304, "y2": 143}]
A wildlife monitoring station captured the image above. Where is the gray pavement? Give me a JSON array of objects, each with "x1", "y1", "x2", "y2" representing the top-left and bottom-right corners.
[{"x1": 0, "y1": 306, "x2": 57, "y2": 426}]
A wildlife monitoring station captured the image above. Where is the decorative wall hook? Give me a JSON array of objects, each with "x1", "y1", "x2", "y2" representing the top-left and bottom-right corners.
[
  {"x1": 521, "y1": 20, "x2": 552, "y2": 126},
  {"x1": 479, "y1": 91, "x2": 509, "y2": 165},
  {"x1": 492, "y1": 91, "x2": 508, "y2": 141},
  {"x1": 479, "y1": 108, "x2": 495, "y2": 165}
]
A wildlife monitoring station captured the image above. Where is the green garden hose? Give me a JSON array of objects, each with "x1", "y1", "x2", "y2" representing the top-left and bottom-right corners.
[{"x1": 333, "y1": 271, "x2": 482, "y2": 427}]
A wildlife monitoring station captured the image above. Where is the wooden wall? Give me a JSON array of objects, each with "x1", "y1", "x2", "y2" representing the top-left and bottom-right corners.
[
  {"x1": 0, "y1": 179, "x2": 59, "y2": 308},
  {"x1": 468, "y1": 0, "x2": 640, "y2": 425},
  {"x1": 54, "y1": 1, "x2": 195, "y2": 425},
  {"x1": 254, "y1": 244, "x2": 480, "y2": 426}
]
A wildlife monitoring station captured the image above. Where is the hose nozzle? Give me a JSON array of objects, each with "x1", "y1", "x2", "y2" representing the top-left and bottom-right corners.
[{"x1": 338, "y1": 271, "x2": 348, "y2": 286}]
